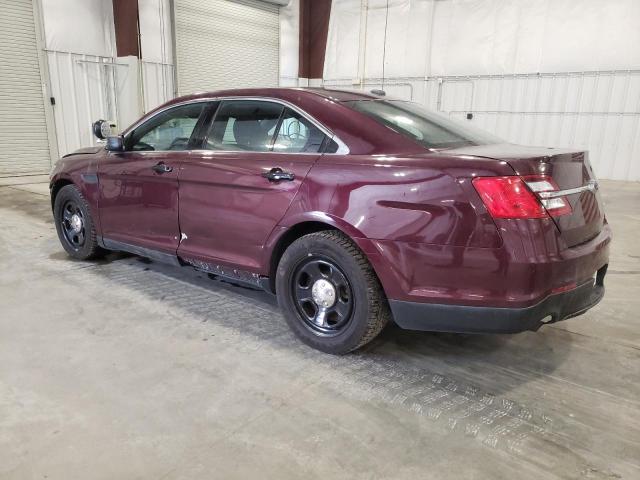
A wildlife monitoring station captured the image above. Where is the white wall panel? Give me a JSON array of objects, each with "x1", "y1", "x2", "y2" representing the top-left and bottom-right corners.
[
  {"x1": 114, "y1": 56, "x2": 143, "y2": 132},
  {"x1": 326, "y1": 0, "x2": 640, "y2": 78},
  {"x1": 139, "y1": 0, "x2": 175, "y2": 112},
  {"x1": 139, "y1": 0, "x2": 173, "y2": 64},
  {"x1": 325, "y1": 72, "x2": 640, "y2": 181},
  {"x1": 324, "y1": 0, "x2": 435, "y2": 81},
  {"x1": 42, "y1": 0, "x2": 176, "y2": 157},
  {"x1": 46, "y1": 51, "x2": 120, "y2": 157},
  {"x1": 41, "y1": 0, "x2": 118, "y2": 158},
  {"x1": 323, "y1": 0, "x2": 361, "y2": 80},
  {"x1": 41, "y1": 0, "x2": 115, "y2": 57},
  {"x1": 428, "y1": 0, "x2": 640, "y2": 76},
  {"x1": 47, "y1": 54, "x2": 175, "y2": 156},
  {"x1": 435, "y1": 72, "x2": 640, "y2": 181},
  {"x1": 279, "y1": 0, "x2": 299, "y2": 86},
  {"x1": 323, "y1": 0, "x2": 640, "y2": 181},
  {"x1": 142, "y1": 61, "x2": 176, "y2": 113}
]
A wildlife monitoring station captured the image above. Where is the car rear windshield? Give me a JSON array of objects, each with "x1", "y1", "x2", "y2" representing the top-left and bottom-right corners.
[{"x1": 344, "y1": 100, "x2": 501, "y2": 149}]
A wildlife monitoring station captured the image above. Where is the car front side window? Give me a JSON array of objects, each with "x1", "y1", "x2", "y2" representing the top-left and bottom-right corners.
[{"x1": 128, "y1": 103, "x2": 204, "y2": 152}]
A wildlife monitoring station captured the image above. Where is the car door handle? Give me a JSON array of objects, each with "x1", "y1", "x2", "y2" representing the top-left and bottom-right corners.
[
  {"x1": 262, "y1": 167, "x2": 295, "y2": 182},
  {"x1": 151, "y1": 162, "x2": 173, "y2": 174}
]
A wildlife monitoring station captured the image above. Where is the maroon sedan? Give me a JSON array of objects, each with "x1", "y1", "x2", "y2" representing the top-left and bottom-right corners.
[{"x1": 50, "y1": 88, "x2": 610, "y2": 354}]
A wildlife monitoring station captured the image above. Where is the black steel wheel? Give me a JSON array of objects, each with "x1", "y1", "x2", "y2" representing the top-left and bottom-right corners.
[
  {"x1": 60, "y1": 199, "x2": 86, "y2": 249},
  {"x1": 276, "y1": 230, "x2": 390, "y2": 354},
  {"x1": 291, "y1": 257, "x2": 354, "y2": 336},
  {"x1": 53, "y1": 184, "x2": 104, "y2": 260}
]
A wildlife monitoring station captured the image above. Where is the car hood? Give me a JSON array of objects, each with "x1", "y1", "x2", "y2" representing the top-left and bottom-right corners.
[{"x1": 62, "y1": 146, "x2": 104, "y2": 158}]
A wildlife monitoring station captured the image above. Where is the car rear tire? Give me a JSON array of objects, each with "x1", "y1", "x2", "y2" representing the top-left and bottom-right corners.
[
  {"x1": 276, "y1": 230, "x2": 390, "y2": 354},
  {"x1": 53, "y1": 184, "x2": 105, "y2": 260}
]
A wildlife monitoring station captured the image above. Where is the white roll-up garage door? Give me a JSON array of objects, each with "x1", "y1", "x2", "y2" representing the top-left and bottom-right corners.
[
  {"x1": 0, "y1": 0, "x2": 52, "y2": 176},
  {"x1": 173, "y1": 0, "x2": 280, "y2": 95}
]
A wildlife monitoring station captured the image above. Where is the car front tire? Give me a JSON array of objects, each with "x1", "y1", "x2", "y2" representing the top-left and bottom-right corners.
[
  {"x1": 53, "y1": 184, "x2": 104, "y2": 260},
  {"x1": 276, "y1": 230, "x2": 390, "y2": 354}
]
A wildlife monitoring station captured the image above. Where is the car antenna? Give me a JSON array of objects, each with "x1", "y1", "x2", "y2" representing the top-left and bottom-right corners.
[{"x1": 370, "y1": 89, "x2": 386, "y2": 96}]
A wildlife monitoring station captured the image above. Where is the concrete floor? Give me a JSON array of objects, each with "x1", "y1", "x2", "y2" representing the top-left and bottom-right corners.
[{"x1": 0, "y1": 177, "x2": 639, "y2": 480}]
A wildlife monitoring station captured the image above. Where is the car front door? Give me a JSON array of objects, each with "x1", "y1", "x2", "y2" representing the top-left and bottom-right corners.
[
  {"x1": 98, "y1": 102, "x2": 205, "y2": 254},
  {"x1": 177, "y1": 99, "x2": 330, "y2": 274}
]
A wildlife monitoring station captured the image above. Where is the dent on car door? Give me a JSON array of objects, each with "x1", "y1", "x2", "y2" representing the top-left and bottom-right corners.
[
  {"x1": 177, "y1": 100, "x2": 330, "y2": 274},
  {"x1": 98, "y1": 102, "x2": 206, "y2": 254}
]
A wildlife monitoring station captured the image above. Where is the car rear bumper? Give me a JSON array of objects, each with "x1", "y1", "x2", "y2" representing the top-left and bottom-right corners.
[{"x1": 389, "y1": 264, "x2": 607, "y2": 333}]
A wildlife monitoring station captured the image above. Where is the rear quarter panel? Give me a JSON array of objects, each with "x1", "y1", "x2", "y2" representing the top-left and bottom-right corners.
[
  {"x1": 282, "y1": 154, "x2": 513, "y2": 246},
  {"x1": 277, "y1": 154, "x2": 515, "y2": 299}
]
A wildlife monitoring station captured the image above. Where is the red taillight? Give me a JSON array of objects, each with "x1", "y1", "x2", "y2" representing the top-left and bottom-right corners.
[
  {"x1": 522, "y1": 175, "x2": 572, "y2": 217},
  {"x1": 472, "y1": 176, "x2": 547, "y2": 219},
  {"x1": 473, "y1": 175, "x2": 573, "y2": 219}
]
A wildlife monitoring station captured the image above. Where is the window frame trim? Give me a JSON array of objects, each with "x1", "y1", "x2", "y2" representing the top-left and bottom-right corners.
[
  {"x1": 121, "y1": 96, "x2": 350, "y2": 155},
  {"x1": 124, "y1": 101, "x2": 209, "y2": 152}
]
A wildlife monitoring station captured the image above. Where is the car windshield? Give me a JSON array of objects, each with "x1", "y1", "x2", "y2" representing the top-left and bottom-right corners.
[{"x1": 344, "y1": 100, "x2": 502, "y2": 149}]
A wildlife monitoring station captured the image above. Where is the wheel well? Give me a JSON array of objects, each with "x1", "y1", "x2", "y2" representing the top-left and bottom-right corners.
[
  {"x1": 267, "y1": 221, "x2": 338, "y2": 294},
  {"x1": 50, "y1": 179, "x2": 73, "y2": 210}
]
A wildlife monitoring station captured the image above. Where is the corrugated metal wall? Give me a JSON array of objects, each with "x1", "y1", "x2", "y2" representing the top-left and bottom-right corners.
[
  {"x1": 324, "y1": 70, "x2": 640, "y2": 182},
  {"x1": 173, "y1": 0, "x2": 280, "y2": 94},
  {"x1": 0, "y1": 0, "x2": 52, "y2": 176}
]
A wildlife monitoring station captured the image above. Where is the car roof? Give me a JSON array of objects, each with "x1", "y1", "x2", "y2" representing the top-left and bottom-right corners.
[
  {"x1": 170, "y1": 87, "x2": 381, "y2": 104},
  {"x1": 136, "y1": 87, "x2": 422, "y2": 156},
  {"x1": 299, "y1": 87, "x2": 381, "y2": 101}
]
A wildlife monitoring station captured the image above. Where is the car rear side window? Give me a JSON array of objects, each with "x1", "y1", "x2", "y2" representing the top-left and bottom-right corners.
[
  {"x1": 205, "y1": 100, "x2": 283, "y2": 152},
  {"x1": 272, "y1": 108, "x2": 327, "y2": 153},
  {"x1": 344, "y1": 100, "x2": 500, "y2": 149},
  {"x1": 128, "y1": 103, "x2": 204, "y2": 151}
]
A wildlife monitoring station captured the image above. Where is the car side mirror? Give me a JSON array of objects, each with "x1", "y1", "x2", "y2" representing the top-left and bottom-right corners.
[{"x1": 105, "y1": 135, "x2": 125, "y2": 152}]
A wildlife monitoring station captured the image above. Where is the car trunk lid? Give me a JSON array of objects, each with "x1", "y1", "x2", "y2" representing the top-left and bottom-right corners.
[{"x1": 444, "y1": 144, "x2": 605, "y2": 247}]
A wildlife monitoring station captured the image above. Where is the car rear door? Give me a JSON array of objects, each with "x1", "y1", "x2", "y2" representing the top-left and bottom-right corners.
[
  {"x1": 98, "y1": 102, "x2": 206, "y2": 254},
  {"x1": 176, "y1": 99, "x2": 329, "y2": 273}
]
